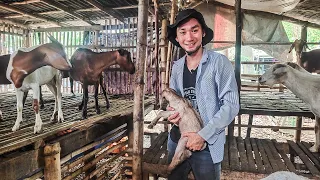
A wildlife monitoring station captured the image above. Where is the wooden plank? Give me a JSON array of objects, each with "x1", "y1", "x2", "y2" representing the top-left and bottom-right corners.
[
  {"x1": 266, "y1": 139, "x2": 287, "y2": 171},
  {"x1": 229, "y1": 136, "x2": 240, "y2": 171},
  {"x1": 261, "y1": 139, "x2": 279, "y2": 172},
  {"x1": 271, "y1": 139, "x2": 296, "y2": 173},
  {"x1": 244, "y1": 138, "x2": 256, "y2": 172},
  {"x1": 246, "y1": 115, "x2": 253, "y2": 138},
  {"x1": 256, "y1": 139, "x2": 273, "y2": 173},
  {"x1": 0, "y1": 149, "x2": 43, "y2": 180},
  {"x1": 250, "y1": 138, "x2": 264, "y2": 173},
  {"x1": 222, "y1": 137, "x2": 230, "y2": 170},
  {"x1": 301, "y1": 141, "x2": 320, "y2": 163},
  {"x1": 297, "y1": 142, "x2": 320, "y2": 170},
  {"x1": 288, "y1": 140, "x2": 320, "y2": 176},
  {"x1": 237, "y1": 136, "x2": 248, "y2": 171}
]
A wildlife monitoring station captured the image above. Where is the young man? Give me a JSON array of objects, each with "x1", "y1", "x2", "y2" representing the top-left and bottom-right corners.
[{"x1": 166, "y1": 9, "x2": 240, "y2": 180}]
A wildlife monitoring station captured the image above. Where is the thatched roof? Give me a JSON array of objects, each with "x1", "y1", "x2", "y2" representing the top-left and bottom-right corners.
[{"x1": 0, "y1": 0, "x2": 319, "y2": 30}]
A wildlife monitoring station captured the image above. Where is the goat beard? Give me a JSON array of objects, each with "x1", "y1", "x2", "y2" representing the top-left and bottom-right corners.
[{"x1": 185, "y1": 45, "x2": 202, "y2": 56}]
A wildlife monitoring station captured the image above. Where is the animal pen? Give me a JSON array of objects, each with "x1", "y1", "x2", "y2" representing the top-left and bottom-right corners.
[{"x1": 1, "y1": 0, "x2": 320, "y2": 180}]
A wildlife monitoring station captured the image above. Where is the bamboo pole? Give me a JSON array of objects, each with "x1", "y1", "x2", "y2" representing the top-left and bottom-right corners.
[
  {"x1": 44, "y1": 142, "x2": 61, "y2": 180},
  {"x1": 132, "y1": 0, "x2": 149, "y2": 179},
  {"x1": 153, "y1": 0, "x2": 160, "y2": 109},
  {"x1": 165, "y1": 0, "x2": 178, "y2": 88},
  {"x1": 295, "y1": 26, "x2": 307, "y2": 142}
]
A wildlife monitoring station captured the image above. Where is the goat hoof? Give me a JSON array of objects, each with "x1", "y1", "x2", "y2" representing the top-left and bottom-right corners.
[
  {"x1": 12, "y1": 125, "x2": 19, "y2": 132},
  {"x1": 34, "y1": 125, "x2": 42, "y2": 134},
  {"x1": 309, "y1": 145, "x2": 318, "y2": 152},
  {"x1": 106, "y1": 104, "x2": 110, "y2": 109},
  {"x1": 40, "y1": 104, "x2": 45, "y2": 109},
  {"x1": 96, "y1": 109, "x2": 101, "y2": 114},
  {"x1": 78, "y1": 105, "x2": 83, "y2": 110}
]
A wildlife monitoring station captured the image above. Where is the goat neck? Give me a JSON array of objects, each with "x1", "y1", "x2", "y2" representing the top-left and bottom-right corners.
[
  {"x1": 94, "y1": 51, "x2": 118, "y2": 72},
  {"x1": 283, "y1": 69, "x2": 319, "y2": 104}
]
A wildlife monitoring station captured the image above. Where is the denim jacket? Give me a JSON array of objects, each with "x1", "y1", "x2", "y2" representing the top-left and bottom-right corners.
[{"x1": 169, "y1": 48, "x2": 240, "y2": 163}]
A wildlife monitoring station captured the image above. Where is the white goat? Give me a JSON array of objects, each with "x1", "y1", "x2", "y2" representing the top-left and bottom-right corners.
[
  {"x1": 262, "y1": 171, "x2": 309, "y2": 180},
  {"x1": 259, "y1": 62, "x2": 320, "y2": 152},
  {"x1": 6, "y1": 42, "x2": 71, "y2": 134}
]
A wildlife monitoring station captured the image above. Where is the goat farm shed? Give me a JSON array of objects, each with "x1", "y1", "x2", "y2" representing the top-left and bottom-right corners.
[{"x1": 1, "y1": 0, "x2": 320, "y2": 180}]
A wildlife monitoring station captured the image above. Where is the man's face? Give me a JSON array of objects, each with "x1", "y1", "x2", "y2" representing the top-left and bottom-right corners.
[{"x1": 176, "y1": 18, "x2": 205, "y2": 55}]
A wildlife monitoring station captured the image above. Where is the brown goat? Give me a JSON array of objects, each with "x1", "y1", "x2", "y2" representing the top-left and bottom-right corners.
[
  {"x1": 69, "y1": 48, "x2": 135, "y2": 119},
  {"x1": 288, "y1": 39, "x2": 320, "y2": 73}
]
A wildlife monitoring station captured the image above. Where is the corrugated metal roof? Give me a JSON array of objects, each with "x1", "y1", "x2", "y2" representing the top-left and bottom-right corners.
[{"x1": 1, "y1": 0, "x2": 320, "y2": 29}]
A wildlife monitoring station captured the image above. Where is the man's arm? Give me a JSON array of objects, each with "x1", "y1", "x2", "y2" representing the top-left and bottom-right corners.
[{"x1": 198, "y1": 55, "x2": 240, "y2": 145}]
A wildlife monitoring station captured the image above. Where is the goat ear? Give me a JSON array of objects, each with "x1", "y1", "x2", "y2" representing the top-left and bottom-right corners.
[
  {"x1": 288, "y1": 43, "x2": 294, "y2": 53},
  {"x1": 273, "y1": 64, "x2": 287, "y2": 75}
]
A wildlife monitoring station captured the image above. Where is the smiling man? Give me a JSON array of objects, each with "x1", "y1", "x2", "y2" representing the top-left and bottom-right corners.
[{"x1": 166, "y1": 9, "x2": 240, "y2": 180}]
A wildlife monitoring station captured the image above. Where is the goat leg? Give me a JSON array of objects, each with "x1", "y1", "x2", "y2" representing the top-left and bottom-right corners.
[
  {"x1": 82, "y1": 84, "x2": 89, "y2": 119},
  {"x1": 22, "y1": 91, "x2": 28, "y2": 107},
  {"x1": 70, "y1": 77, "x2": 75, "y2": 96},
  {"x1": 310, "y1": 116, "x2": 320, "y2": 152},
  {"x1": 148, "y1": 110, "x2": 175, "y2": 129},
  {"x1": 78, "y1": 89, "x2": 84, "y2": 110},
  {"x1": 167, "y1": 137, "x2": 192, "y2": 174},
  {"x1": 100, "y1": 74, "x2": 110, "y2": 109},
  {"x1": 39, "y1": 86, "x2": 44, "y2": 109},
  {"x1": 94, "y1": 81, "x2": 101, "y2": 114},
  {"x1": 12, "y1": 90, "x2": 24, "y2": 132}
]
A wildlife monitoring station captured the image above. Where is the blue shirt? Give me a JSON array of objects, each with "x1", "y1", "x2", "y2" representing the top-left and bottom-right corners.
[{"x1": 169, "y1": 48, "x2": 240, "y2": 163}]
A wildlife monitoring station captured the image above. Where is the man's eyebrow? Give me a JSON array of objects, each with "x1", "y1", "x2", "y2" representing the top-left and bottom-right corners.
[{"x1": 178, "y1": 24, "x2": 200, "y2": 31}]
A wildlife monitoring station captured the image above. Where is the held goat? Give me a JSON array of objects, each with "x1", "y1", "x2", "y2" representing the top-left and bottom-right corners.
[
  {"x1": 6, "y1": 40, "x2": 71, "y2": 133},
  {"x1": 258, "y1": 63, "x2": 320, "y2": 152},
  {"x1": 69, "y1": 48, "x2": 135, "y2": 119},
  {"x1": 289, "y1": 39, "x2": 320, "y2": 73}
]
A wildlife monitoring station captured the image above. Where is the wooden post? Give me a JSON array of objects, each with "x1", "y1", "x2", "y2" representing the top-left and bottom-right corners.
[
  {"x1": 294, "y1": 26, "x2": 307, "y2": 142},
  {"x1": 246, "y1": 115, "x2": 253, "y2": 138},
  {"x1": 165, "y1": 0, "x2": 178, "y2": 87},
  {"x1": 153, "y1": 0, "x2": 160, "y2": 109},
  {"x1": 228, "y1": 0, "x2": 242, "y2": 139},
  {"x1": 44, "y1": 142, "x2": 61, "y2": 180},
  {"x1": 295, "y1": 116, "x2": 302, "y2": 142},
  {"x1": 160, "y1": 19, "x2": 168, "y2": 90},
  {"x1": 132, "y1": 0, "x2": 149, "y2": 179}
]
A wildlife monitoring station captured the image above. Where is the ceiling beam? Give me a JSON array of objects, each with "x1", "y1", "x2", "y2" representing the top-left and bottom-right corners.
[
  {"x1": 0, "y1": 2, "x2": 63, "y2": 26},
  {"x1": 40, "y1": 0, "x2": 96, "y2": 25},
  {"x1": 86, "y1": 0, "x2": 125, "y2": 23},
  {"x1": 10, "y1": 0, "x2": 40, "y2": 5},
  {"x1": 0, "y1": 19, "x2": 28, "y2": 29}
]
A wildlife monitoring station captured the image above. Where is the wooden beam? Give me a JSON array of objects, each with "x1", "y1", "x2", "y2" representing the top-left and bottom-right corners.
[
  {"x1": 86, "y1": 0, "x2": 125, "y2": 23},
  {"x1": 0, "y1": 2, "x2": 63, "y2": 26},
  {"x1": 132, "y1": 0, "x2": 149, "y2": 178},
  {"x1": 10, "y1": 0, "x2": 40, "y2": 5},
  {"x1": 33, "y1": 25, "x2": 104, "y2": 32},
  {"x1": 40, "y1": 0, "x2": 95, "y2": 25},
  {"x1": 0, "y1": 19, "x2": 28, "y2": 28}
]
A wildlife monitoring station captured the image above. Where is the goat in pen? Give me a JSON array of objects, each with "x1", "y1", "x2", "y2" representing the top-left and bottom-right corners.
[
  {"x1": 69, "y1": 48, "x2": 135, "y2": 119},
  {"x1": 6, "y1": 36, "x2": 72, "y2": 133},
  {"x1": 259, "y1": 62, "x2": 320, "y2": 152}
]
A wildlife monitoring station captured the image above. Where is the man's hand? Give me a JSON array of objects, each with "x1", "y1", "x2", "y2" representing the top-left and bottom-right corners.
[
  {"x1": 167, "y1": 106, "x2": 181, "y2": 125},
  {"x1": 182, "y1": 132, "x2": 205, "y2": 151}
]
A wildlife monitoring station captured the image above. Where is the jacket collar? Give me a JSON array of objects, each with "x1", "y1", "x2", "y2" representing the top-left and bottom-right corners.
[{"x1": 175, "y1": 48, "x2": 209, "y2": 92}]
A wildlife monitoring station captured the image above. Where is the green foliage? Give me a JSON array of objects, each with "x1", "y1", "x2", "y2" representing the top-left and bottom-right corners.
[{"x1": 283, "y1": 21, "x2": 320, "y2": 50}]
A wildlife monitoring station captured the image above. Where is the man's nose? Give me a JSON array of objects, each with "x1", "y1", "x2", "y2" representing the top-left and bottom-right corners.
[{"x1": 185, "y1": 31, "x2": 193, "y2": 40}]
